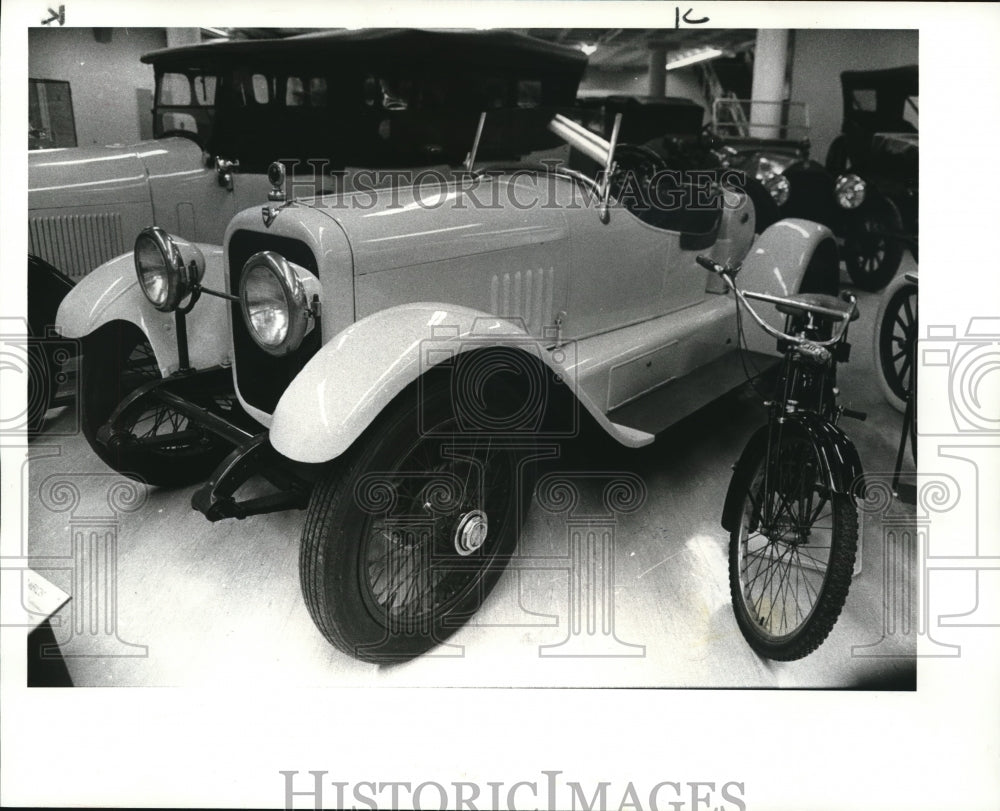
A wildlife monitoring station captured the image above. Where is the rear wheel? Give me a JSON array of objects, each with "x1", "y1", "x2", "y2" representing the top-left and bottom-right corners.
[
  {"x1": 300, "y1": 371, "x2": 536, "y2": 662},
  {"x1": 843, "y1": 192, "x2": 904, "y2": 291},
  {"x1": 81, "y1": 322, "x2": 237, "y2": 486},
  {"x1": 729, "y1": 427, "x2": 858, "y2": 660}
]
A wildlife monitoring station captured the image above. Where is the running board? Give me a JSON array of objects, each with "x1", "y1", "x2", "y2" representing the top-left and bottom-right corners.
[{"x1": 606, "y1": 349, "x2": 777, "y2": 437}]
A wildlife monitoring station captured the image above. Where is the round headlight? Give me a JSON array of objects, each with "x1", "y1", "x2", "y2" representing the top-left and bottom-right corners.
[
  {"x1": 134, "y1": 227, "x2": 204, "y2": 312},
  {"x1": 834, "y1": 173, "x2": 867, "y2": 209},
  {"x1": 239, "y1": 251, "x2": 313, "y2": 356},
  {"x1": 762, "y1": 173, "x2": 791, "y2": 207}
]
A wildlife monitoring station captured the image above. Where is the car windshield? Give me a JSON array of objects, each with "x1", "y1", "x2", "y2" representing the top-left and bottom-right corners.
[{"x1": 712, "y1": 99, "x2": 809, "y2": 142}]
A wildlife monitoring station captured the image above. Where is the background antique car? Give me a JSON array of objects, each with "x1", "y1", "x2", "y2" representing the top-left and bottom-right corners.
[
  {"x1": 26, "y1": 28, "x2": 587, "y2": 430},
  {"x1": 707, "y1": 98, "x2": 869, "y2": 260},
  {"x1": 56, "y1": 99, "x2": 842, "y2": 662},
  {"x1": 574, "y1": 94, "x2": 782, "y2": 232},
  {"x1": 826, "y1": 65, "x2": 918, "y2": 292}
]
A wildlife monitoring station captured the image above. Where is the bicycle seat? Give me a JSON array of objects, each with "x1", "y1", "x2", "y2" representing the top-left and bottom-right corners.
[{"x1": 775, "y1": 293, "x2": 860, "y2": 322}]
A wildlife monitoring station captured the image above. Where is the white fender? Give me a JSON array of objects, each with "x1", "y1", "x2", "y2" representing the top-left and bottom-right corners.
[
  {"x1": 55, "y1": 245, "x2": 231, "y2": 376},
  {"x1": 737, "y1": 218, "x2": 840, "y2": 355},
  {"x1": 269, "y1": 302, "x2": 649, "y2": 464}
]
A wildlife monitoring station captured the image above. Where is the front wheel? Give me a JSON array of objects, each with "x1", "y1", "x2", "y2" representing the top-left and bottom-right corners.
[
  {"x1": 300, "y1": 372, "x2": 536, "y2": 662},
  {"x1": 80, "y1": 322, "x2": 238, "y2": 487},
  {"x1": 729, "y1": 426, "x2": 858, "y2": 660},
  {"x1": 843, "y1": 192, "x2": 904, "y2": 291}
]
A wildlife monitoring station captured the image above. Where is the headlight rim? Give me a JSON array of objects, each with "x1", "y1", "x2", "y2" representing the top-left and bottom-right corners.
[
  {"x1": 134, "y1": 226, "x2": 204, "y2": 313},
  {"x1": 762, "y1": 173, "x2": 791, "y2": 207},
  {"x1": 834, "y1": 173, "x2": 867, "y2": 210},
  {"x1": 239, "y1": 250, "x2": 312, "y2": 357}
]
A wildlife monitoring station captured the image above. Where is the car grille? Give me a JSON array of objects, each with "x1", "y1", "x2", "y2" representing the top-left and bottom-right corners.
[{"x1": 228, "y1": 230, "x2": 321, "y2": 415}]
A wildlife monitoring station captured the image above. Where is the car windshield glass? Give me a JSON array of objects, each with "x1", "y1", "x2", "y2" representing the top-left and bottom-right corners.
[{"x1": 712, "y1": 99, "x2": 809, "y2": 142}]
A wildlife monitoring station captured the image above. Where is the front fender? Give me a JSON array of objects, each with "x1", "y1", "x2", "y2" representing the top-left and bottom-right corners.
[
  {"x1": 269, "y1": 302, "x2": 642, "y2": 464},
  {"x1": 737, "y1": 218, "x2": 840, "y2": 355},
  {"x1": 721, "y1": 414, "x2": 864, "y2": 533},
  {"x1": 54, "y1": 244, "x2": 230, "y2": 376}
]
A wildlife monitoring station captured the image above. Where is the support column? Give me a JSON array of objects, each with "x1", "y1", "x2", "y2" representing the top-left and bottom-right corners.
[
  {"x1": 749, "y1": 29, "x2": 789, "y2": 138},
  {"x1": 648, "y1": 44, "x2": 667, "y2": 97}
]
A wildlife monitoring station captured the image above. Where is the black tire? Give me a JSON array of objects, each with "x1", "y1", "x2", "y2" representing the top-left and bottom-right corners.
[
  {"x1": 80, "y1": 322, "x2": 235, "y2": 487},
  {"x1": 26, "y1": 339, "x2": 60, "y2": 436},
  {"x1": 843, "y1": 192, "x2": 904, "y2": 291},
  {"x1": 300, "y1": 369, "x2": 537, "y2": 662},
  {"x1": 742, "y1": 175, "x2": 781, "y2": 232},
  {"x1": 875, "y1": 282, "x2": 918, "y2": 412},
  {"x1": 729, "y1": 426, "x2": 858, "y2": 660}
]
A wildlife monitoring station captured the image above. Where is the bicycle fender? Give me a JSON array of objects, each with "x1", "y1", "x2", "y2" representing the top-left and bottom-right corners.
[
  {"x1": 721, "y1": 425, "x2": 770, "y2": 533},
  {"x1": 721, "y1": 415, "x2": 864, "y2": 533}
]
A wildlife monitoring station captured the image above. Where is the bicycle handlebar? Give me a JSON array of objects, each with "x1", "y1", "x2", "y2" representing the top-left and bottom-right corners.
[{"x1": 697, "y1": 255, "x2": 857, "y2": 347}]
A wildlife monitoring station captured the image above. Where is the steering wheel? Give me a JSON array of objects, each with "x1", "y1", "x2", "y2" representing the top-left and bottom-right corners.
[
  {"x1": 159, "y1": 129, "x2": 204, "y2": 149},
  {"x1": 608, "y1": 143, "x2": 668, "y2": 204}
]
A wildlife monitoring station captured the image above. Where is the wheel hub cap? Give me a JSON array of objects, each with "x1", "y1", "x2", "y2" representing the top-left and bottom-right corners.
[{"x1": 454, "y1": 510, "x2": 488, "y2": 556}]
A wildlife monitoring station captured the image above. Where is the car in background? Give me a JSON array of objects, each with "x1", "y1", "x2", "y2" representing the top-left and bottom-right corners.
[
  {"x1": 827, "y1": 65, "x2": 918, "y2": 291},
  {"x1": 707, "y1": 98, "x2": 869, "y2": 266},
  {"x1": 55, "y1": 104, "x2": 843, "y2": 660},
  {"x1": 26, "y1": 28, "x2": 588, "y2": 431},
  {"x1": 575, "y1": 94, "x2": 782, "y2": 233}
]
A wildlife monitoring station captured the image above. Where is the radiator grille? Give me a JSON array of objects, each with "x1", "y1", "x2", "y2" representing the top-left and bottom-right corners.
[
  {"x1": 28, "y1": 212, "x2": 125, "y2": 279},
  {"x1": 489, "y1": 267, "x2": 555, "y2": 331}
]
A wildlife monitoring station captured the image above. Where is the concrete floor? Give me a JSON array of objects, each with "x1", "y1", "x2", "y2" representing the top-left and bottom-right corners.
[{"x1": 27, "y1": 257, "x2": 918, "y2": 688}]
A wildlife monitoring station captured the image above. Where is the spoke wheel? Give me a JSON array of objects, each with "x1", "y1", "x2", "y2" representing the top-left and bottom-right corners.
[
  {"x1": 875, "y1": 282, "x2": 918, "y2": 413},
  {"x1": 729, "y1": 428, "x2": 858, "y2": 660},
  {"x1": 81, "y1": 322, "x2": 238, "y2": 486},
  {"x1": 844, "y1": 192, "x2": 904, "y2": 291},
  {"x1": 300, "y1": 374, "x2": 535, "y2": 662}
]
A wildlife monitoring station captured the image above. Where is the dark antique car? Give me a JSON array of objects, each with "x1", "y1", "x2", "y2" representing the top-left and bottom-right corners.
[
  {"x1": 826, "y1": 65, "x2": 918, "y2": 291},
  {"x1": 708, "y1": 98, "x2": 869, "y2": 254},
  {"x1": 26, "y1": 28, "x2": 587, "y2": 431}
]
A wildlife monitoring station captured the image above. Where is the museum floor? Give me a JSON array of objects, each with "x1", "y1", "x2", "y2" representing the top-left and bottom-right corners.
[{"x1": 26, "y1": 257, "x2": 919, "y2": 689}]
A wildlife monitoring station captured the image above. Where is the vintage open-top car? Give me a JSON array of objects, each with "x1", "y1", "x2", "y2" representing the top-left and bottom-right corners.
[
  {"x1": 26, "y1": 28, "x2": 587, "y2": 431},
  {"x1": 827, "y1": 65, "x2": 918, "y2": 291},
  {"x1": 55, "y1": 93, "x2": 843, "y2": 661}
]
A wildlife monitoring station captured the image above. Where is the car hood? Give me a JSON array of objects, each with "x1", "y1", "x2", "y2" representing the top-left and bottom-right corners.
[{"x1": 303, "y1": 173, "x2": 572, "y2": 275}]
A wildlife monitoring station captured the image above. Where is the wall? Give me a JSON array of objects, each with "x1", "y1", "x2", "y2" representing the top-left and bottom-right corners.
[
  {"x1": 789, "y1": 29, "x2": 918, "y2": 164},
  {"x1": 29, "y1": 27, "x2": 169, "y2": 147}
]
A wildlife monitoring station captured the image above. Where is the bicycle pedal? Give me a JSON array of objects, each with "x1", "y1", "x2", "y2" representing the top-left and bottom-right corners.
[{"x1": 842, "y1": 408, "x2": 867, "y2": 421}]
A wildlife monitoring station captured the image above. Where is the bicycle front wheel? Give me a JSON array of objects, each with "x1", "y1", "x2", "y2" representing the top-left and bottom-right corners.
[{"x1": 729, "y1": 427, "x2": 858, "y2": 660}]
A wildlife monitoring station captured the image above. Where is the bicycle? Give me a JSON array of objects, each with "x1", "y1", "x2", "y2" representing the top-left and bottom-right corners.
[{"x1": 696, "y1": 255, "x2": 865, "y2": 660}]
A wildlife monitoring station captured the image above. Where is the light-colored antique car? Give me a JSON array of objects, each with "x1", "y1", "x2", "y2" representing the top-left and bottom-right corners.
[
  {"x1": 27, "y1": 28, "x2": 586, "y2": 430},
  {"x1": 56, "y1": 106, "x2": 841, "y2": 661}
]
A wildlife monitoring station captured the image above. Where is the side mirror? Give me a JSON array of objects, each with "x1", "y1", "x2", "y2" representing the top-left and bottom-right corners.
[{"x1": 215, "y1": 157, "x2": 240, "y2": 191}]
